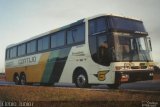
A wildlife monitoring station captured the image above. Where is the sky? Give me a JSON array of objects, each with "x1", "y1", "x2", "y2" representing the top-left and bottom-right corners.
[{"x1": 0, "y1": 0, "x2": 160, "y2": 72}]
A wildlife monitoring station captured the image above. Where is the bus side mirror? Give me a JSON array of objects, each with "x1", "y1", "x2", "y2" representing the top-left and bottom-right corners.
[{"x1": 147, "y1": 37, "x2": 152, "y2": 51}]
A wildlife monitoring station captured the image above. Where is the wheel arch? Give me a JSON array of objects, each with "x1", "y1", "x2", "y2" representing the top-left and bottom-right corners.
[{"x1": 20, "y1": 71, "x2": 25, "y2": 76}]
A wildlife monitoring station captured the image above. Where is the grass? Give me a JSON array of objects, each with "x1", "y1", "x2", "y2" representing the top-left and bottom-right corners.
[
  {"x1": 0, "y1": 73, "x2": 160, "y2": 107},
  {"x1": 0, "y1": 85, "x2": 160, "y2": 107}
]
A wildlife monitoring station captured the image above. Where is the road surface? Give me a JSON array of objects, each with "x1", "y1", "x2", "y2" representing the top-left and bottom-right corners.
[{"x1": 0, "y1": 80, "x2": 160, "y2": 91}]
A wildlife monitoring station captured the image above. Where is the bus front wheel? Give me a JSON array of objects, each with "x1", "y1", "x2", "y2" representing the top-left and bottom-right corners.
[{"x1": 74, "y1": 71, "x2": 90, "y2": 88}]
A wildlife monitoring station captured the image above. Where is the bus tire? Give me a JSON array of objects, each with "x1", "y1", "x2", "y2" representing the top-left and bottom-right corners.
[
  {"x1": 13, "y1": 73, "x2": 20, "y2": 85},
  {"x1": 20, "y1": 73, "x2": 26, "y2": 85},
  {"x1": 74, "y1": 70, "x2": 90, "y2": 88},
  {"x1": 107, "y1": 83, "x2": 120, "y2": 89}
]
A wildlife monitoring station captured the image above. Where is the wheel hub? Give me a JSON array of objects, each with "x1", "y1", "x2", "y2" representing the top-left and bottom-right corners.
[
  {"x1": 21, "y1": 75, "x2": 26, "y2": 85},
  {"x1": 77, "y1": 75, "x2": 86, "y2": 87}
]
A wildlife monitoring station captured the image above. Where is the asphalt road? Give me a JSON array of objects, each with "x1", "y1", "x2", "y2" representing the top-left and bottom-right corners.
[
  {"x1": 119, "y1": 80, "x2": 160, "y2": 91},
  {"x1": 0, "y1": 80, "x2": 160, "y2": 91}
]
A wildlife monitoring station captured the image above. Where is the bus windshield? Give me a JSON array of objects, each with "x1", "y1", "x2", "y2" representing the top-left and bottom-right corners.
[{"x1": 113, "y1": 34, "x2": 152, "y2": 62}]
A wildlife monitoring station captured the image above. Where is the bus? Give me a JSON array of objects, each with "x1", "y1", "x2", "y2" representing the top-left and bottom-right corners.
[{"x1": 5, "y1": 14, "x2": 154, "y2": 88}]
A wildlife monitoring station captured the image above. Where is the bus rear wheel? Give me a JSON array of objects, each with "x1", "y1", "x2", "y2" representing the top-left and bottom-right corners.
[
  {"x1": 20, "y1": 73, "x2": 26, "y2": 85},
  {"x1": 13, "y1": 74, "x2": 20, "y2": 85}
]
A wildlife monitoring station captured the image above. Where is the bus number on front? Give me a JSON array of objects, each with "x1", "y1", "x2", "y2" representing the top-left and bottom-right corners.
[{"x1": 98, "y1": 71, "x2": 107, "y2": 81}]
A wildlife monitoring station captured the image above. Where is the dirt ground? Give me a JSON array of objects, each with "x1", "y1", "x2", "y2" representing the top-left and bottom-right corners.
[
  {"x1": 0, "y1": 85, "x2": 160, "y2": 107},
  {"x1": 0, "y1": 72, "x2": 160, "y2": 107}
]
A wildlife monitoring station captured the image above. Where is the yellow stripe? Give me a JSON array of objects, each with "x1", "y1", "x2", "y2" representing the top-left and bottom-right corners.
[{"x1": 5, "y1": 52, "x2": 50, "y2": 83}]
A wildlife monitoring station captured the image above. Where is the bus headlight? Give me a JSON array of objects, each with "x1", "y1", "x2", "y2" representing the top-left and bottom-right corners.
[
  {"x1": 148, "y1": 65, "x2": 154, "y2": 69},
  {"x1": 115, "y1": 66, "x2": 130, "y2": 70}
]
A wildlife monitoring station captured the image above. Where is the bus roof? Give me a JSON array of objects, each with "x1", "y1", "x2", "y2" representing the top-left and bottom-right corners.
[
  {"x1": 86, "y1": 14, "x2": 141, "y2": 21},
  {"x1": 6, "y1": 14, "x2": 142, "y2": 49},
  {"x1": 6, "y1": 18, "x2": 85, "y2": 49}
]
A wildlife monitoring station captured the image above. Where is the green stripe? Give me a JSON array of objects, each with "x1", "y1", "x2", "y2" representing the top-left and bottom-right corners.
[
  {"x1": 41, "y1": 50, "x2": 59, "y2": 83},
  {"x1": 48, "y1": 47, "x2": 71, "y2": 83}
]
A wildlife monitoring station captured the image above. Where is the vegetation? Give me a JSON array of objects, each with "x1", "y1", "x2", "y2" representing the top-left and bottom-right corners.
[
  {"x1": 0, "y1": 72, "x2": 159, "y2": 107},
  {"x1": 0, "y1": 85, "x2": 160, "y2": 107}
]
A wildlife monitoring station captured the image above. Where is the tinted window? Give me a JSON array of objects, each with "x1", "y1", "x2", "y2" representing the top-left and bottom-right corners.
[
  {"x1": 89, "y1": 36, "x2": 97, "y2": 61},
  {"x1": 97, "y1": 35, "x2": 110, "y2": 65},
  {"x1": 67, "y1": 30, "x2": 73, "y2": 44},
  {"x1": 89, "y1": 21, "x2": 95, "y2": 35},
  {"x1": 89, "y1": 17, "x2": 106, "y2": 35},
  {"x1": 6, "y1": 49, "x2": 10, "y2": 59},
  {"x1": 27, "y1": 40, "x2": 36, "y2": 54},
  {"x1": 38, "y1": 39, "x2": 43, "y2": 51},
  {"x1": 9, "y1": 49, "x2": 12, "y2": 58},
  {"x1": 51, "y1": 31, "x2": 65, "y2": 48},
  {"x1": 10, "y1": 47, "x2": 17, "y2": 58},
  {"x1": 67, "y1": 24, "x2": 85, "y2": 44},
  {"x1": 109, "y1": 17, "x2": 146, "y2": 32},
  {"x1": 43, "y1": 37, "x2": 49, "y2": 50},
  {"x1": 18, "y1": 44, "x2": 26, "y2": 56},
  {"x1": 97, "y1": 17, "x2": 106, "y2": 32},
  {"x1": 38, "y1": 36, "x2": 49, "y2": 51},
  {"x1": 98, "y1": 35, "x2": 107, "y2": 47}
]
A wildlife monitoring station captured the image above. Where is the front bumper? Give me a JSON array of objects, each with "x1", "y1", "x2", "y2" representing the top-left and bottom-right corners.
[{"x1": 115, "y1": 70, "x2": 154, "y2": 83}]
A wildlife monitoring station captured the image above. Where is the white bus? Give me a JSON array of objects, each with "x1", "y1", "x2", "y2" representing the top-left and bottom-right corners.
[{"x1": 5, "y1": 14, "x2": 154, "y2": 88}]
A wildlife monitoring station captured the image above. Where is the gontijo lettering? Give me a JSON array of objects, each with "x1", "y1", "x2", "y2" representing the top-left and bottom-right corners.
[{"x1": 18, "y1": 56, "x2": 36, "y2": 65}]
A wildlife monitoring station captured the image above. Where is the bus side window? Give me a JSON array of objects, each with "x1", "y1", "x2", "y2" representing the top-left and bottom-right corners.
[
  {"x1": 89, "y1": 17, "x2": 110, "y2": 66},
  {"x1": 67, "y1": 30, "x2": 73, "y2": 44},
  {"x1": 6, "y1": 49, "x2": 10, "y2": 59},
  {"x1": 38, "y1": 36, "x2": 49, "y2": 51},
  {"x1": 10, "y1": 47, "x2": 17, "y2": 58},
  {"x1": 67, "y1": 24, "x2": 85, "y2": 45},
  {"x1": 89, "y1": 17, "x2": 106, "y2": 35},
  {"x1": 51, "y1": 31, "x2": 65, "y2": 48},
  {"x1": 98, "y1": 35, "x2": 109, "y2": 65},
  {"x1": 27, "y1": 40, "x2": 36, "y2": 54},
  {"x1": 18, "y1": 44, "x2": 26, "y2": 56}
]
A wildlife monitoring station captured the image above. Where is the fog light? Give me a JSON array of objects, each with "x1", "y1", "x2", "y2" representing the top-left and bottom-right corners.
[
  {"x1": 122, "y1": 74, "x2": 129, "y2": 78},
  {"x1": 149, "y1": 73, "x2": 154, "y2": 76},
  {"x1": 116, "y1": 66, "x2": 122, "y2": 70}
]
